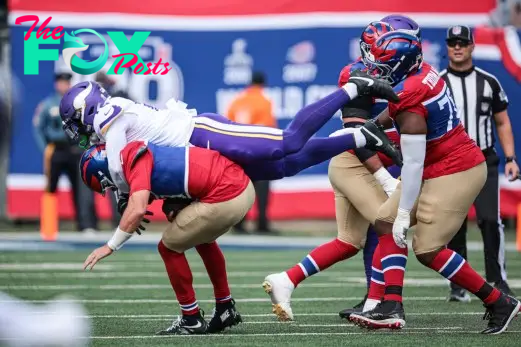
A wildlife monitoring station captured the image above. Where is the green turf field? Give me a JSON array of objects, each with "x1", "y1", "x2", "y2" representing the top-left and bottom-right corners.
[{"x1": 1, "y1": 246, "x2": 521, "y2": 346}]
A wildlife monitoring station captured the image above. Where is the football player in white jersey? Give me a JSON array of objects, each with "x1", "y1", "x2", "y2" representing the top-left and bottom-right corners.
[{"x1": 60, "y1": 73, "x2": 400, "y2": 195}]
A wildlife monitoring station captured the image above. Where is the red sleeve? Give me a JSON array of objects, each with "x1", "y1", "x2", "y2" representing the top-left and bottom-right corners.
[
  {"x1": 388, "y1": 85, "x2": 428, "y2": 119},
  {"x1": 120, "y1": 142, "x2": 153, "y2": 195}
]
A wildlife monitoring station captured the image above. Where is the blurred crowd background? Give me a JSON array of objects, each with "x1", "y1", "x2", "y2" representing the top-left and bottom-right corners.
[{"x1": 1, "y1": 0, "x2": 521, "y2": 234}]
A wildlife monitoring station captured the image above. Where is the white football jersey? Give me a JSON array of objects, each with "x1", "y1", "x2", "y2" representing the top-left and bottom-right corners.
[
  {"x1": 92, "y1": 97, "x2": 196, "y2": 193},
  {"x1": 93, "y1": 97, "x2": 195, "y2": 146}
]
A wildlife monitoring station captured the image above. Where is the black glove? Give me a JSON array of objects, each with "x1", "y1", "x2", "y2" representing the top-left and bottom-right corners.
[
  {"x1": 348, "y1": 70, "x2": 399, "y2": 103},
  {"x1": 117, "y1": 193, "x2": 153, "y2": 235},
  {"x1": 162, "y1": 198, "x2": 193, "y2": 222}
]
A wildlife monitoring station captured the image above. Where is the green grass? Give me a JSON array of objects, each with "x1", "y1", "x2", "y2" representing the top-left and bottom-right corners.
[{"x1": 1, "y1": 246, "x2": 521, "y2": 346}]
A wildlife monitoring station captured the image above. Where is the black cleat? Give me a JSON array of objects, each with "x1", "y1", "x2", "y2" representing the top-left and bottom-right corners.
[
  {"x1": 348, "y1": 70, "x2": 400, "y2": 103},
  {"x1": 339, "y1": 294, "x2": 367, "y2": 320},
  {"x1": 350, "y1": 300, "x2": 406, "y2": 329},
  {"x1": 207, "y1": 299, "x2": 243, "y2": 333},
  {"x1": 495, "y1": 280, "x2": 516, "y2": 297},
  {"x1": 361, "y1": 120, "x2": 402, "y2": 166},
  {"x1": 156, "y1": 311, "x2": 208, "y2": 335},
  {"x1": 481, "y1": 295, "x2": 520, "y2": 335},
  {"x1": 447, "y1": 288, "x2": 472, "y2": 303}
]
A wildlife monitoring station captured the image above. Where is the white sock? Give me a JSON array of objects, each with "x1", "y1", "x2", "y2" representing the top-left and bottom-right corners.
[
  {"x1": 342, "y1": 82, "x2": 359, "y2": 100},
  {"x1": 363, "y1": 298, "x2": 381, "y2": 312},
  {"x1": 353, "y1": 128, "x2": 366, "y2": 147}
]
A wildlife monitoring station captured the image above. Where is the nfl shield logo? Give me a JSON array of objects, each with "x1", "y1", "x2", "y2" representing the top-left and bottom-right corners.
[{"x1": 453, "y1": 26, "x2": 462, "y2": 35}]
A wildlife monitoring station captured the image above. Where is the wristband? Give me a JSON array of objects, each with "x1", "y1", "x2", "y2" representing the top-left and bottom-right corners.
[
  {"x1": 107, "y1": 227, "x2": 133, "y2": 251},
  {"x1": 506, "y1": 156, "x2": 516, "y2": 163}
]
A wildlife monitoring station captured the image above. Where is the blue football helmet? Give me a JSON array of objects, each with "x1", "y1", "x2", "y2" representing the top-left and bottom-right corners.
[
  {"x1": 360, "y1": 21, "x2": 394, "y2": 63},
  {"x1": 60, "y1": 81, "x2": 109, "y2": 148},
  {"x1": 79, "y1": 144, "x2": 115, "y2": 195},
  {"x1": 365, "y1": 31, "x2": 423, "y2": 86},
  {"x1": 381, "y1": 14, "x2": 422, "y2": 40}
]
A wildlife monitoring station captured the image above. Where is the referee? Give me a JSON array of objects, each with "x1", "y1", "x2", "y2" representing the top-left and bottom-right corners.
[{"x1": 440, "y1": 25, "x2": 519, "y2": 302}]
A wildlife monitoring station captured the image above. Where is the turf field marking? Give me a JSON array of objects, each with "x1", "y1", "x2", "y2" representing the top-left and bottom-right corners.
[
  {"x1": 0, "y1": 297, "x2": 448, "y2": 304},
  {"x1": 0, "y1": 263, "x2": 115, "y2": 270},
  {"x1": 4, "y1": 279, "x2": 521, "y2": 290}
]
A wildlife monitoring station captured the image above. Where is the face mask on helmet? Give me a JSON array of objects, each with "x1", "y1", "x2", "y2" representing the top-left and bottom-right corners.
[
  {"x1": 366, "y1": 31, "x2": 423, "y2": 86},
  {"x1": 79, "y1": 144, "x2": 115, "y2": 195},
  {"x1": 359, "y1": 21, "x2": 394, "y2": 64}
]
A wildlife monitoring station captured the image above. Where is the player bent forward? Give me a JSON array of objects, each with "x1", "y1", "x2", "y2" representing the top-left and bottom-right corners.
[{"x1": 80, "y1": 141, "x2": 255, "y2": 335}]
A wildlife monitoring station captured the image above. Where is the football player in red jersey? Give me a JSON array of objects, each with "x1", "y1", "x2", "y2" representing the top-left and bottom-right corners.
[
  {"x1": 350, "y1": 30, "x2": 520, "y2": 335},
  {"x1": 80, "y1": 143, "x2": 255, "y2": 335}
]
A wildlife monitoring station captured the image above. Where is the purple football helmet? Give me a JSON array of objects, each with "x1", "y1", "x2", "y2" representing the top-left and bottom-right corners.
[
  {"x1": 381, "y1": 14, "x2": 421, "y2": 40},
  {"x1": 60, "y1": 81, "x2": 109, "y2": 146}
]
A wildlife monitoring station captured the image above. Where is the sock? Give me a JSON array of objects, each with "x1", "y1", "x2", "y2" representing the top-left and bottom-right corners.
[
  {"x1": 157, "y1": 241, "x2": 199, "y2": 315},
  {"x1": 195, "y1": 242, "x2": 232, "y2": 304},
  {"x1": 283, "y1": 89, "x2": 352, "y2": 155},
  {"x1": 283, "y1": 136, "x2": 356, "y2": 177},
  {"x1": 379, "y1": 233, "x2": 408, "y2": 302},
  {"x1": 363, "y1": 227, "x2": 379, "y2": 288},
  {"x1": 368, "y1": 244, "x2": 385, "y2": 301},
  {"x1": 286, "y1": 238, "x2": 358, "y2": 286},
  {"x1": 429, "y1": 248, "x2": 501, "y2": 305}
]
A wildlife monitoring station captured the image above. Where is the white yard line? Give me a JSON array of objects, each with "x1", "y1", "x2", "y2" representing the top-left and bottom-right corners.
[
  {"x1": 3, "y1": 278, "x2": 521, "y2": 290},
  {"x1": 0, "y1": 297, "x2": 448, "y2": 304},
  {"x1": 0, "y1": 270, "x2": 444, "y2": 278}
]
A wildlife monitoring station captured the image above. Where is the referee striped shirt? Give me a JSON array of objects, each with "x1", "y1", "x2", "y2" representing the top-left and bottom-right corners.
[{"x1": 440, "y1": 66, "x2": 509, "y2": 150}]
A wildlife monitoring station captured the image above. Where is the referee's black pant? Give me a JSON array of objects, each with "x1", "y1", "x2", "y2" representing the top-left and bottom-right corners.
[
  {"x1": 448, "y1": 148, "x2": 507, "y2": 287},
  {"x1": 45, "y1": 143, "x2": 98, "y2": 231}
]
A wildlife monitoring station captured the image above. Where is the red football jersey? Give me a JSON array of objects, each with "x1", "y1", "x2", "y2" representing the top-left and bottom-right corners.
[
  {"x1": 121, "y1": 142, "x2": 250, "y2": 203},
  {"x1": 388, "y1": 63, "x2": 485, "y2": 179}
]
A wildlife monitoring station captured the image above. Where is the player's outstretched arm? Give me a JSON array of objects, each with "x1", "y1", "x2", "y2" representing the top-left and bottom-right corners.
[
  {"x1": 83, "y1": 190, "x2": 151, "y2": 271},
  {"x1": 392, "y1": 111, "x2": 427, "y2": 248}
]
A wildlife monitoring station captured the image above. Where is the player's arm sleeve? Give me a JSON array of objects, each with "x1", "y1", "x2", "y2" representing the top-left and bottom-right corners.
[
  {"x1": 399, "y1": 134, "x2": 425, "y2": 211},
  {"x1": 490, "y1": 76, "x2": 509, "y2": 113},
  {"x1": 105, "y1": 117, "x2": 132, "y2": 193},
  {"x1": 125, "y1": 147, "x2": 153, "y2": 195}
]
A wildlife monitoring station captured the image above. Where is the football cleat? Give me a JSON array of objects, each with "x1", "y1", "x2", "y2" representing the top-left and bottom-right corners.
[
  {"x1": 350, "y1": 300, "x2": 406, "y2": 329},
  {"x1": 339, "y1": 294, "x2": 367, "y2": 320},
  {"x1": 156, "y1": 312, "x2": 208, "y2": 335},
  {"x1": 361, "y1": 120, "x2": 403, "y2": 166},
  {"x1": 481, "y1": 295, "x2": 520, "y2": 335},
  {"x1": 207, "y1": 299, "x2": 243, "y2": 333},
  {"x1": 262, "y1": 272, "x2": 295, "y2": 321},
  {"x1": 447, "y1": 288, "x2": 472, "y2": 303},
  {"x1": 348, "y1": 70, "x2": 400, "y2": 103}
]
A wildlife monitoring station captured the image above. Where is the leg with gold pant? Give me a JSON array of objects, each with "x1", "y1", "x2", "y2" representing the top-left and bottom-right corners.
[
  {"x1": 352, "y1": 162, "x2": 520, "y2": 334},
  {"x1": 156, "y1": 182, "x2": 255, "y2": 334},
  {"x1": 263, "y1": 152, "x2": 389, "y2": 321}
]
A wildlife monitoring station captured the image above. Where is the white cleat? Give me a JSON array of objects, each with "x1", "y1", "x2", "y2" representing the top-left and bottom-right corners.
[{"x1": 262, "y1": 272, "x2": 295, "y2": 321}]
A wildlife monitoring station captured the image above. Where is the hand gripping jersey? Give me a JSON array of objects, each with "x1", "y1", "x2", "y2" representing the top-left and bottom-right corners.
[
  {"x1": 120, "y1": 141, "x2": 249, "y2": 203},
  {"x1": 388, "y1": 63, "x2": 485, "y2": 179},
  {"x1": 338, "y1": 59, "x2": 400, "y2": 167}
]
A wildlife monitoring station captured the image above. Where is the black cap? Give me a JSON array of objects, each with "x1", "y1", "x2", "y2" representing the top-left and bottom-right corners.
[
  {"x1": 55, "y1": 72, "x2": 73, "y2": 81},
  {"x1": 446, "y1": 25, "x2": 473, "y2": 43},
  {"x1": 251, "y1": 71, "x2": 266, "y2": 85}
]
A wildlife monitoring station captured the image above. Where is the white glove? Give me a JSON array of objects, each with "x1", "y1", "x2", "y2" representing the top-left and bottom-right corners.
[{"x1": 392, "y1": 208, "x2": 410, "y2": 248}]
